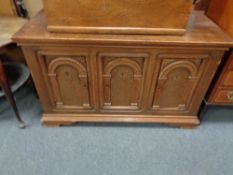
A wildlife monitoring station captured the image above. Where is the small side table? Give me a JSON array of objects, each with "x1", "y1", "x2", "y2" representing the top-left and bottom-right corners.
[
  {"x1": 0, "y1": 59, "x2": 26, "y2": 128},
  {"x1": 0, "y1": 16, "x2": 27, "y2": 128}
]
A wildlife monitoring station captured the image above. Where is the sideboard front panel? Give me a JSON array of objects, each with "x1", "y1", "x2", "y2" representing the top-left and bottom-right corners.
[
  {"x1": 37, "y1": 51, "x2": 93, "y2": 112},
  {"x1": 22, "y1": 45, "x2": 224, "y2": 128},
  {"x1": 97, "y1": 52, "x2": 149, "y2": 112},
  {"x1": 149, "y1": 52, "x2": 210, "y2": 115}
]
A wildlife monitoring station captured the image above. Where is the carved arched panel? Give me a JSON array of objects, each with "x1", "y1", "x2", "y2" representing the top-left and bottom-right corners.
[
  {"x1": 152, "y1": 56, "x2": 206, "y2": 113},
  {"x1": 98, "y1": 53, "x2": 148, "y2": 111},
  {"x1": 46, "y1": 57, "x2": 91, "y2": 110}
]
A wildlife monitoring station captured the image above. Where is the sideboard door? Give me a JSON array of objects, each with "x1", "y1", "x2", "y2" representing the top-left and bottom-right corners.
[
  {"x1": 97, "y1": 52, "x2": 149, "y2": 111},
  {"x1": 37, "y1": 52, "x2": 92, "y2": 111},
  {"x1": 150, "y1": 52, "x2": 209, "y2": 114}
]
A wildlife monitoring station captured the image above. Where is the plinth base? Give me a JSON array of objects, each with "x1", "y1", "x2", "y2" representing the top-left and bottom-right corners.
[{"x1": 41, "y1": 113, "x2": 200, "y2": 129}]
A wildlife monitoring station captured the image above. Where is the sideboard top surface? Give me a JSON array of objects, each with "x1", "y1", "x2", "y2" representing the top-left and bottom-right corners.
[{"x1": 13, "y1": 11, "x2": 233, "y2": 48}]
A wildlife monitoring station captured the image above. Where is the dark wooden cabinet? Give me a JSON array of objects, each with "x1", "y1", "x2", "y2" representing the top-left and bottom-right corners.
[
  {"x1": 13, "y1": 11, "x2": 233, "y2": 128},
  {"x1": 207, "y1": 52, "x2": 233, "y2": 104},
  {"x1": 206, "y1": 0, "x2": 233, "y2": 105},
  {"x1": 207, "y1": 0, "x2": 233, "y2": 37}
]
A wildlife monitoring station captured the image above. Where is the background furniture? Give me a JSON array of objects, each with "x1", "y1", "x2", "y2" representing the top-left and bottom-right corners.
[
  {"x1": 207, "y1": 52, "x2": 233, "y2": 104},
  {"x1": 0, "y1": 60, "x2": 26, "y2": 128},
  {"x1": 206, "y1": 0, "x2": 233, "y2": 105},
  {"x1": 207, "y1": 0, "x2": 233, "y2": 37},
  {"x1": 13, "y1": 10, "x2": 233, "y2": 128},
  {"x1": 0, "y1": 16, "x2": 27, "y2": 128}
]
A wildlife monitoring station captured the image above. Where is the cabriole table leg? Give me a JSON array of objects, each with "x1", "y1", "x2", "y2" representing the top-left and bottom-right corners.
[{"x1": 0, "y1": 60, "x2": 26, "y2": 128}]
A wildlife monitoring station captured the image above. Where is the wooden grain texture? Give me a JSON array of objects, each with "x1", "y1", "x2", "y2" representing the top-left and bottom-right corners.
[
  {"x1": 97, "y1": 52, "x2": 148, "y2": 111},
  {"x1": 42, "y1": 0, "x2": 193, "y2": 35},
  {"x1": 13, "y1": 11, "x2": 233, "y2": 48},
  {"x1": 41, "y1": 113, "x2": 200, "y2": 128},
  {"x1": 151, "y1": 54, "x2": 208, "y2": 113},
  {"x1": 214, "y1": 89, "x2": 233, "y2": 103},
  {"x1": 207, "y1": 52, "x2": 233, "y2": 104},
  {"x1": 13, "y1": 11, "x2": 233, "y2": 128}
]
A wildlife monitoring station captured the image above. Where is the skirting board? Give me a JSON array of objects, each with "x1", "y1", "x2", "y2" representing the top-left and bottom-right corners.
[{"x1": 41, "y1": 113, "x2": 200, "y2": 129}]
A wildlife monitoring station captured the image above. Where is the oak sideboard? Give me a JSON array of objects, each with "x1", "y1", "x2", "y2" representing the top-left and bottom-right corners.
[{"x1": 13, "y1": 11, "x2": 233, "y2": 128}]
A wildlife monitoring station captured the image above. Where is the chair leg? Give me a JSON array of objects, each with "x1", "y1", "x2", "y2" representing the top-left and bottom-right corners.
[{"x1": 0, "y1": 61, "x2": 26, "y2": 128}]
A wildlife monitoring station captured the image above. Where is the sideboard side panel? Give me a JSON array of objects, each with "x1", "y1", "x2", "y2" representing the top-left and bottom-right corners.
[{"x1": 21, "y1": 46, "x2": 53, "y2": 112}]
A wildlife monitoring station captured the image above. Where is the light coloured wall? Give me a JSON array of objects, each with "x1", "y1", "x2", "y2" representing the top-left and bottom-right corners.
[{"x1": 24, "y1": 0, "x2": 43, "y2": 17}]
